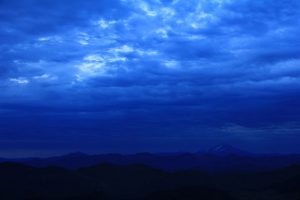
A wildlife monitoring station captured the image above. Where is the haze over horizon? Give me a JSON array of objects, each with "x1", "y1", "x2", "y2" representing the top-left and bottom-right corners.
[
  {"x1": 0, "y1": 143, "x2": 259, "y2": 159},
  {"x1": 1, "y1": 0, "x2": 300, "y2": 157}
]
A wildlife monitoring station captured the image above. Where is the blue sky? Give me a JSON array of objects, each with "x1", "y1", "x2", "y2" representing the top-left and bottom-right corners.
[{"x1": 1, "y1": 0, "x2": 300, "y2": 156}]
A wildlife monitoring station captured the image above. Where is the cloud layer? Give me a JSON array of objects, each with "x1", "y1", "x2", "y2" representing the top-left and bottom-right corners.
[{"x1": 1, "y1": 0, "x2": 300, "y2": 155}]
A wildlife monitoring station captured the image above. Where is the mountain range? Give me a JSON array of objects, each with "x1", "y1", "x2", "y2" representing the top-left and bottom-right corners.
[
  {"x1": 1, "y1": 145, "x2": 300, "y2": 172},
  {"x1": 0, "y1": 162, "x2": 300, "y2": 200}
]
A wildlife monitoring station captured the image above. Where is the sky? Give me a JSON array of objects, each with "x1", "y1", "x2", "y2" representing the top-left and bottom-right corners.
[{"x1": 1, "y1": 0, "x2": 300, "y2": 157}]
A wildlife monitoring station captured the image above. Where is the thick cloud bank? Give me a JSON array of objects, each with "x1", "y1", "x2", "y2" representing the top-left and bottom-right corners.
[{"x1": 1, "y1": 0, "x2": 300, "y2": 155}]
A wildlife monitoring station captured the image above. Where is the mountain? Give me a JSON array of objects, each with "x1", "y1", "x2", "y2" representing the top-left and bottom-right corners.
[
  {"x1": 2, "y1": 145, "x2": 300, "y2": 172},
  {"x1": 144, "y1": 187, "x2": 234, "y2": 200},
  {"x1": 204, "y1": 144, "x2": 252, "y2": 156},
  {"x1": 61, "y1": 152, "x2": 89, "y2": 158},
  {"x1": 270, "y1": 166, "x2": 300, "y2": 198},
  {"x1": 1, "y1": 162, "x2": 300, "y2": 200},
  {"x1": 0, "y1": 162, "x2": 99, "y2": 200}
]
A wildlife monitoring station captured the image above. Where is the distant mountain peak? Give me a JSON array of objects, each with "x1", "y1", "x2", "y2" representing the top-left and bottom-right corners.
[
  {"x1": 62, "y1": 152, "x2": 88, "y2": 158},
  {"x1": 210, "y1": 144, "x2": 237, "y2": 151},
  {"x1": 206, "y1": 144, "x2": 251, "y2": 156}
]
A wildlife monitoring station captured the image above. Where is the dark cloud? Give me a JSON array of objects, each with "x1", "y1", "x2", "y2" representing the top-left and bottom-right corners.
[
  {"x1": 0, "y1": 0, "x2": 127, "y2": 44},
  {"x1": 1, "y1": 0, "x2": 300, "y2": 155}
]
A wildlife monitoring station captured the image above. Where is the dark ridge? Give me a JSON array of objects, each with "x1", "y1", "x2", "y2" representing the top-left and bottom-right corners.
[
  {"x1": 2, "y1": 146, "x2": 300, "y2": 173},
  {"x1": 144, "y1": 187, "x2": 235, "y2": 200},
  {"x1": 0, "y1": 162, "x2": 300, "y2": 199}
]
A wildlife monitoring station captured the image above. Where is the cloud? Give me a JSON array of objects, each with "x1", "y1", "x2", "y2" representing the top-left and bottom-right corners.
[
  {"x1": 9, "y1": 78, "x2": 29, "y2": 85},
  {"x1": 1, "y1": 0, "x2": 300, "y2": 153}
]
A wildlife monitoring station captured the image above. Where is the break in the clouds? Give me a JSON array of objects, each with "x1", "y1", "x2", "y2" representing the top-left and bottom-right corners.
[{"x1": 1, "y1": 0, "x2": 300, "y2": 155}]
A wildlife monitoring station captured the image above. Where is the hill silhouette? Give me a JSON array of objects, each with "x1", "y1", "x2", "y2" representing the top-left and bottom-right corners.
[
  {"x1": 0, "y1": 162, "x2": 300, "y2": 199},
  {"x1": 5, "y1": 147, "x2": 300, "y2": 173}
]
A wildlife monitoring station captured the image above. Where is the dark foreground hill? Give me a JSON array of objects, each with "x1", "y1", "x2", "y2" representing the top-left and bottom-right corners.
[{"x1": 0, "y1": 162, "x2": 300, "y2": 200}]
